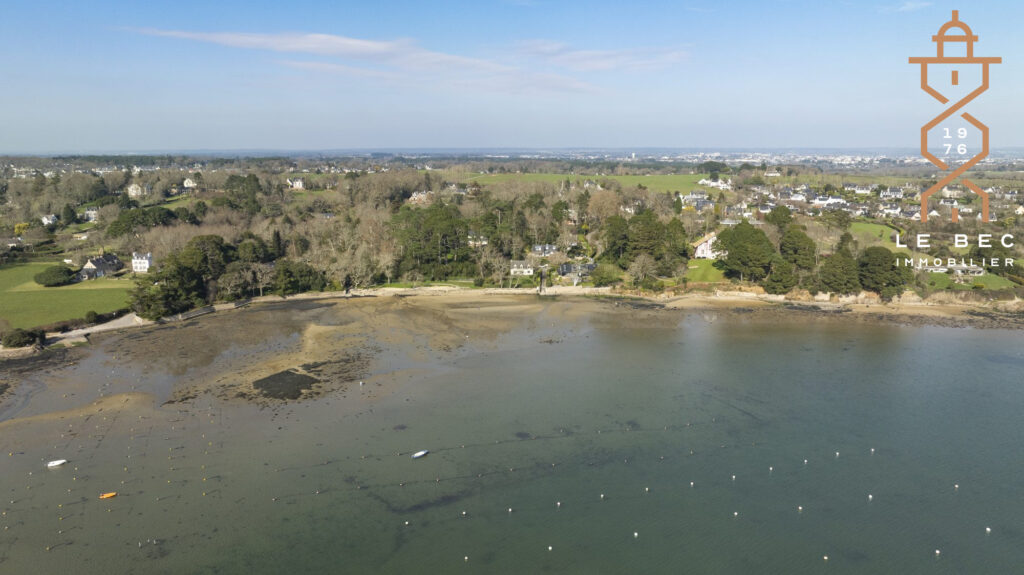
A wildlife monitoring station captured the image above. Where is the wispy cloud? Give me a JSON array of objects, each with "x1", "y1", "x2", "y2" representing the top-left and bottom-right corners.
[
  {"x1": 279, "y1": 60, "x2": 401, "y2": 81},
  {"x1": 136, "y1": 28, "x2": 594, "y2": 94},
  {"x1": 135, "y1": 28, "x2": 685, "y2": 94},
  {"x1": 883, "y1": 1, "x2": 932, "y2": 13},
  {"x1": 137, "y1": 28, "x2": 505, "y2": 73},
  {"x1": 517, "y1": 40, "x2": 687, "y2": 72}
]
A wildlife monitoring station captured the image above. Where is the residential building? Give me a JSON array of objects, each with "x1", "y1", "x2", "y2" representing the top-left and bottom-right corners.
[
  {"x1": 132, "y1": 252, "x2": 153, "y2": 273},
  {"x1": 468, "y1": 232, "x2": 488, "y2": 248},
  {"x1": 532, "y1": 244, "x2": 559, "y2": 257},
  {"x1": 126, "y1": 183, "x2": 144, "y2": 198},
  {"x1": 407, "y1": 190, "x2": 433, "y2": 205},
  {"x1": 692, "y1": 232, "x2": 725, "y2": 259},
  {"x1": 81, "y1": 254, "x2": 123, "y2": 279},
  {"x1": 41, "y1": 214, "x2": 59, "y2": 225},
  {"x1": 557, "y1": 262, "x2": 596, "y2": 276},
  {"x1": 880, "y1": 187, "x2": 904, "y2": 200},
  {"x1": 510, "y1": 260, "x2": 534, "y2": 276},
  {"x1": 286, "y1": 178, "x2": 305, "y2": 190}
]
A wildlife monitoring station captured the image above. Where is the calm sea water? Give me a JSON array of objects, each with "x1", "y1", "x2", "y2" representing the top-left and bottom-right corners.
[{"x1": 2, "y1": 302, "x2": 1023, "y2": 574}]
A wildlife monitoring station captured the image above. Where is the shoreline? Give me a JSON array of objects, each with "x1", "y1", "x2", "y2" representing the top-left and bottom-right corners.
[
  {"x1": 4, "y1": 284, "x2": 1024, "y2": 361},
  {"x1": 1, "y1": 285, "x2": 1022, "y2": 435}
]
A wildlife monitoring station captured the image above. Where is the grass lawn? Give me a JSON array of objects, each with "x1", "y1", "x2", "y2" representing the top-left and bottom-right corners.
[
  {"x1": 850, "y1": 221, "x2": 900, "y2": 250},
  {"x1": 436, "y1": 171, "x2": 710, "y2": 196},
  {"x1": 0, "y1": 262, "x2": 132, "y2": 330},
  {"x1": 159, "y1": 195, "x2": 195, "y2": 210},
  {"x1": 925, "y1": 271, "x2": 1016, "y2": 291},
  {"x1": 970, "y1": 273, "x2": 1017, "y2": 290},
  {"x1": 685, "y1": 259, "x2": 726, "y2": 283}
]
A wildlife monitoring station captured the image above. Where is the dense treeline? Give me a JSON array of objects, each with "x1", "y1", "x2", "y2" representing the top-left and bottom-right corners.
[
  {"x1": 713, "y1": 219, "x2": 914, "y2": 300},
  {"x1": 130, "y1": 233, "x2": 326, "y2": 319},
  {"x1": 4, "y1": 158, "x2": 1021, "y2": 324}
]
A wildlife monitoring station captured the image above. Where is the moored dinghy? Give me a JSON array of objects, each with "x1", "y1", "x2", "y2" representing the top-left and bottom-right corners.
[
  {"x1": 412, "y1": 450, "x2": 429, "y2": 459},
  {"x1": 47, "y1": 459, "x2": 68, "y2": 468}
]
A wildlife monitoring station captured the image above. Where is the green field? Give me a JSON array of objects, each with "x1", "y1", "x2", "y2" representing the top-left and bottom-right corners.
[
  {"x1": 685, "y1": 259, "x2": 726, "y2": 283},
  {"x1": 925, "y1": 271, "x2": 1016, "y2": 291},
  {"x1": 0, "y1": 262, "x2": 132, "y2": 330},
  {"x1": 159, "y1": 195, "x2": 196, "y2": 210},
  {"x1": 436, "y1": 171, "x2": 710, "y2": 195},
  {"x1": 850, "y1": 221, "x2": 901, "y2": 250}
]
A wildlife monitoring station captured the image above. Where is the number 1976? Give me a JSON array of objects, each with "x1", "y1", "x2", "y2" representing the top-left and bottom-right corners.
[{"x1": 943, "y1": 127, "x2": 967, "y2": 155}]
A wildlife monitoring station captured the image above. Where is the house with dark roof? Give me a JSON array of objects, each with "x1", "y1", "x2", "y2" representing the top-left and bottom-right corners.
[{"x1": 80, "y1": 254, "x2": 123, "y2": 280}]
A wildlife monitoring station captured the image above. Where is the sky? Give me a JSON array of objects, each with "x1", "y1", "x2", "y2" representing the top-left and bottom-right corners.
[{"x1": 1, "y1": 0, "x2": 1023, "y2": 153}]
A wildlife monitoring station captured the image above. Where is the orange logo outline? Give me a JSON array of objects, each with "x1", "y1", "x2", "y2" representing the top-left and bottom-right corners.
[{"x1": 909, "y1": 10, "x2": 1000, "y2": 223}]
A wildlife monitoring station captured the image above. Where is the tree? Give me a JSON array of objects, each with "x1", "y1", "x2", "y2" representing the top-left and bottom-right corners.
[
  {"x1": 819, "y1": 251, "x2": 860, "y2": 295},
  {"x1": 271, "y1": 229, "x2": 285, "y2": 259},
  {"x1": 714, "y1": 220, "x2": 775, "y2": 281},
  {"x1": 551, "y1": 200, "x2": 569, "y2": 223},
  {"x1": 664, "y1": 218, "x2": 690, "y2": 259},
  {"x1": 34, "y1": 265, "x2": 75, "y2": 287},
  {"x1": 836, "y1": 231, "x2": 855, "y2": 256},
  {"x1": 237, "y1": 237, "x2": 269, "y2": 263},
  {"x1": 628, "y1": 253, "x2": 657, "y2": 287},
  {"x1": 823, "y1": 210, "x2": 852, "y2": 232},
  {"x1": 602, "y1": 215, "x2": 630, "y2": 267},
  {"x1": 627, "y1": 211, "x2": 665, "y2": 262},
  {"x1": 763, "y1": 256, "x2": 797, "y2": 294},
  {"x1": 2, "y1": 328, "x2": 45, "y2": 348},
  {"x1": 779, "y1": 225, "x2": 817, "y2": 270},
  {"x1": 765, "y1": 205, "x2": 792, "y2": 230},
  {"x1": 858, "y1": 246, "x2": 911, "y2": 301},
  {"x1": 273, "y1": 260, "x2": 326, "y2": 295},
  {"x1": 591, "y1": 263, "x2": 621, "y2": 287},
  {"x1": 61, "y1": 203, "x2": 77, "y2": 226}
]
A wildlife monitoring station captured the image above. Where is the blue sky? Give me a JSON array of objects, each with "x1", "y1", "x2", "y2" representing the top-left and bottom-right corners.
[{"x1": 1, "y1": 0, "x2": 1022, "y2": 153}]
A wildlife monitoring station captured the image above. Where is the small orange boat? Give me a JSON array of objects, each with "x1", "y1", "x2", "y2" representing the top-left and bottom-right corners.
[{"x1": 99, "y1": 492, "x2": 117, "y2": 499}]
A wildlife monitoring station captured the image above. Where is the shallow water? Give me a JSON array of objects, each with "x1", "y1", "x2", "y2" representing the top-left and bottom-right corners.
[{"x1": 2, "y1": 300, "x2": 1023, "y2": 574}]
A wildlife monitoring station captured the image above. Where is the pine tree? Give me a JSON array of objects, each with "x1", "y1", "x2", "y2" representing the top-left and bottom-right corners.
[
  {"x1": 819, "y1": 252, "x2": 860, "y2": 295},
  {"x1": 763, "y1": 257, "x2": 797, "y2": 295},
  {"x1": 780, "y1": 225, "x2": 817, "y2": 270}
]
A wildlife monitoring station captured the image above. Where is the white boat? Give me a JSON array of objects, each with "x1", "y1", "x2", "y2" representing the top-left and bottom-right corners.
[
  {"x1": 47, "y1": 459, "x2": 68, "y2": 468},
  {"x1": 411, "y1": 450, "x2": 429, "y2": 459}
]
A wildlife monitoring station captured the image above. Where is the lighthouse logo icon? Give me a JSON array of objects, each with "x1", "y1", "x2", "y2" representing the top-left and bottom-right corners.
[{"x1": 909, "y1": 10, "x2": 1001, "y2": 223}]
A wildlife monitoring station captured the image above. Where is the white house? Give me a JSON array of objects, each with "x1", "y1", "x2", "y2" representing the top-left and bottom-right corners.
[
  {"x1": 467, "y1": 232, "x2": 488, "y2": 248},
  {"x1": 126, "y1": 183, "x2": 144, "y2": 198},
  {"x1": 879, "y1": 203, "x2": 902, "y2": 217},
  {"x1": 880, "y1": 187, "x2": 903, "y2": 200},
  {"x1": 692, "y1": 232, "x2": 725, "y2": 260},
  {"x1": 131, "y1": 252, "x2": 152, "y2": 273},
  {"x1": 183, "y1": 178, "x2": 198, "y2": 189},
  {"x1": 41, "y1": 213, "x2": 59, "y2": 225},
  {"x1": 83, "y1": 207, "x2": 99, "y2": 222},
  {"x1": 531, "y1": 244, "x2": 559, "y2": 257},
  {"x1": 510, "y1": 260, "x2": 534, "y2": 276},
  {"x1": 698, "y1": 178, "x2": 733, "y2": 191},
  {"x1": 286, "y1": 178, "x2": 305, "y2": 190},
  {"x1": 408, "y1": 190, "x2": 433, "y2": 205},
  {"x1": 680, "y1": 191, "x2": 709, "y2": 203}
]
